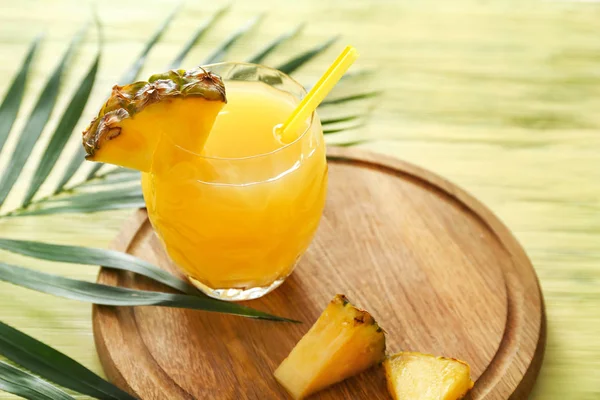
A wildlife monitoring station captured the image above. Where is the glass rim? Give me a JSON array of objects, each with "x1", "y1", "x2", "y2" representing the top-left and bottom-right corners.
[{"x1": 179, "y1": 61, "x2": 316, "y2": 162}]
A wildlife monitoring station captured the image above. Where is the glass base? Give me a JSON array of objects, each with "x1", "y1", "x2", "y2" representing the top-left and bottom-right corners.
[{"x1": 188, "y1": 277, "x2": 286, "y2": 301}]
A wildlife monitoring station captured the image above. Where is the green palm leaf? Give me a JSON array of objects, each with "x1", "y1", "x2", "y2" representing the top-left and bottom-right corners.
[
  {"x1": 3, "y1": 168, "x2": 140, "y2": 218},
  {"x1": 0, "y1": 360, "x2": 75, "y2": 400},
  {"x1": 120, "y1": 7, "x2": 180, "y2": 85},
  {"x1": 21, "y1": 52, "x2": 101, "y2": 207},
  {"x1": 203, "y1": 14, "x2": 263, "y2": 64},
  {"x1": 320, "y1": 90, "x2": 381, "y2": 106},
  {"x1": 324, "y1": 124, "x2": 366, "y2": 135},
  {"x1": 0, "y1": 321, "x2": 136, "y2": 400},
  {"x1": 277, "y1": 36, "x2": 338, "y2": 75},
  {"x1": 52, "y1": 147, "x2": 86, "y2": 194},
  {"x1": 82, "y1": 170, "x2": 140, "y2": 187},
  {"x1": 320, "y1": 115, "x2": 362, "y2": 125},
  {"x1": 29, "y1": 15, "x2": 103, "y2": 204},
  {"x1": 0, "y1": 238, "x2": 198, "y2": 295},
  {"x1": 45, "y1": 185, "x2": 142, "y2": 203},
  {"x1": 0, "y1": 36, "x2": 41, "y2": 153},
  {"x1": 169, "y1": 5, "x2": 229, "y2": 69},
  {"x1": 247, "y1": 23, "x2": 304, "y2": 64},
  {"x1": 0, "y1": 262, "x2": 295, "y2": 322},
  {"x1": 8, "y1": 189, "x2": 145, "y2": 217},
  {"x1": 0, "y1": 28, "x2": 85, "y2": 206}
]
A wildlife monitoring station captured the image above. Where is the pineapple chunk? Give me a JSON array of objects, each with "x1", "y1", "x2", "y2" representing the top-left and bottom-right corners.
[
  {"x1": 274, "y1": 294, "x2": 386, "y2": 399},
  {"x1": 384, "y1": 352, "x2": 474, "y2": 400},
  {"x1": 82, "y1": 68, "x2": 226, "y2": 172}
]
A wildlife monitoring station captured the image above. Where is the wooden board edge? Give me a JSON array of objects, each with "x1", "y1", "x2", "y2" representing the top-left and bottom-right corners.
[
  {"x1": 92, "y1": 209, "x2": 151, "y2": 399},
  {"x1": 92, "y1": 301, "x2": 139, "y2": 397}
]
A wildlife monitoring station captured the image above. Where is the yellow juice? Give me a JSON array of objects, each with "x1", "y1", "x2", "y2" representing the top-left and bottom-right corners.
[{"x1": 142, "y1": 79, "x2": 327, "y2": 297}]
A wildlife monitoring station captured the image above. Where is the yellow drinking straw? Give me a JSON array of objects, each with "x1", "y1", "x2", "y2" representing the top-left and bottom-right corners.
[{"x1": 279, "y1": 45, "x2": 359, "y2": 142}]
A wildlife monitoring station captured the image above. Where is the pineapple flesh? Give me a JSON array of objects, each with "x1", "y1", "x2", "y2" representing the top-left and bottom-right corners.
[
  {"x1": 82, "y1": 68, "x2": 226, "y2": 172},
  {"x1": 384, "y1": 352, "x2": 474, "y2": 400},
  {"x1": 274, "y1": 294, "x2": 386, "y2": 399}
]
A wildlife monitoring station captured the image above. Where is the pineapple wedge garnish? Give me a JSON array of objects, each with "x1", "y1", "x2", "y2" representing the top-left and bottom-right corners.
[
  {"x1": 274, "y1": 294, "x2": 386, "y2": 399},
  {"x1": 82, "y1": 68, "x2": 226, "y2": 172},
  {"x1": 384, "y1": 352, "x2": 474, "y2": 400}
]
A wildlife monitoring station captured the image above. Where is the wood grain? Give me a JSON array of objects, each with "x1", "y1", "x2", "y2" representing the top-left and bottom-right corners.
[
  {"x1": 1, "y1": 1, "x2": 598, "y2": 399},
  {"x1": 93, "y1": 148, "x2": 545, "y2": 399}
]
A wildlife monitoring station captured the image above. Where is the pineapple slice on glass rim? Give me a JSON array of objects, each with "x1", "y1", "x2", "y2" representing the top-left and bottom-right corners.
[
  {"x1": 274, "y1": 294, "x2": 386, "y2": 399},
  {"x1": 82, "y1": 67, "x2": 227, "y2": 172}
]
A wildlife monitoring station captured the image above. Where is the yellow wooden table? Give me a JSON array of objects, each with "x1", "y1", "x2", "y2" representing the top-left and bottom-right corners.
[{"x1": 0, "y1": 0, "x2": 598, "y2": 398}]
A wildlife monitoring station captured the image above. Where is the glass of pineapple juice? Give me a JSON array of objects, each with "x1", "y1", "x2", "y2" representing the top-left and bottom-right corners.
[{"x1": 141, "y1": 63, "x2": 328, "y2": 301}]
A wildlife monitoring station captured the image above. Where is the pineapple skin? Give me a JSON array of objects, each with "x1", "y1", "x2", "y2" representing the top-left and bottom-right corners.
[
  {"x1": 384, "y1": 352, "x2": 474, "y2": 400},
  {"x1": 82, "y1": 68, "x2": 226, "y2": 171},
  {"x1": 274, "y1": 294, "x2": 386, "y2": 399}
]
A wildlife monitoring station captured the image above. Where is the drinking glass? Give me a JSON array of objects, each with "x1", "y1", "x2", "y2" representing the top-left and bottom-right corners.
[{"x1": 141, "y1": 62, "x2": 328, "y2": 301}]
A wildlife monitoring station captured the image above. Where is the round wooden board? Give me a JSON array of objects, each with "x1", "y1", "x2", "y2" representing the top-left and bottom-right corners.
[{"x1": 93, "y1": 147, "x2": 545, "y2": 400}]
